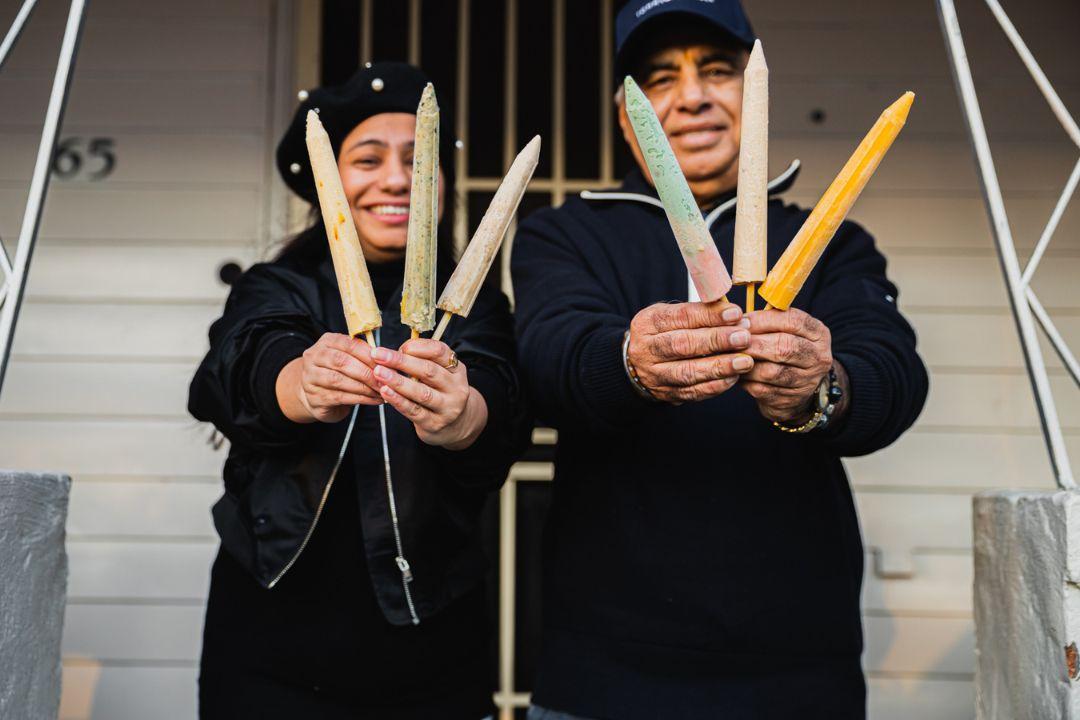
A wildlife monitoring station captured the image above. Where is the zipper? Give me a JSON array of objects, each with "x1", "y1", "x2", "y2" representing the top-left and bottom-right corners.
[
  {"x1": 374, "y1": 327, "x2": 421, "y2": 625},
  {"x1": 580, "y1": 158, "x2": 802, "y2": 228},
  {"x1": 267, "y1": 405, "x2": 359, "y2": 589}
]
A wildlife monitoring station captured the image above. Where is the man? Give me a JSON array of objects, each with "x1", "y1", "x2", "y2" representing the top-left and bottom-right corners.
[{"x1": 511, "y1": 1, "x2": 928, "y2": 718}]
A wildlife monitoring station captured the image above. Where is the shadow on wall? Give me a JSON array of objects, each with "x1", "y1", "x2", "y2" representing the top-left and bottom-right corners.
[{"x1": 57, "y1": 660, "x2": 102, "y2": 720}]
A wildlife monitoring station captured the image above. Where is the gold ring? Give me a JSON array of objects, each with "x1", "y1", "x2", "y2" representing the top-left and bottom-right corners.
[{"x1": 444, "y1": 352, "x2": 459, "y2": 371}]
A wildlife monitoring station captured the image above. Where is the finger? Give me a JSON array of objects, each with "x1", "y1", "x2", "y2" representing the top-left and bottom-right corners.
[
  {"x1": 744, "y1": 307, "x2": 826, "y2": 341},
  {"x1": 311, "y1": 345, "x2": 379, "y2": 385},
  {"x1": 370, "y1": 345, "x2": 454, "y2": 390},
  {"x1": 740, "y1": 361, "x2": 813, "y2": 389},
  {"x1": 649, "y1": 325, "x2": 752, "y2": 361},
  {"x1": 744, "y1": 332, "x2": 820, "y2": 369},
  {"x1": 668, "y1": 375, "x2": 740, "y2": 403},
  {"x1": 379, "y1": 383, "x2": 431, "y2": 424},
  {"x1": 398, "y1": 338, "x2": 454, "y2": 366},
  {"x1": 643, "y1": 299, "x2": 743, "y2": 334},
  {"x1": 743, "y1": 379, "x2": 812, "y2": 403},
  {"x1": 308, "y1": 366, "x2": 381, "y2": 398},
  {"x1": 319, "y1": 332, "x2": 377, "y2": 363},
  {"x1": 305, "y1": 387, "x2": 383, "y2": 408},
  {"x1": 651, "y1": 353, "x2": 754, "y2": 388},
  {"x1": 372, "y1": 364, "x2": 442, "y2": 411}
]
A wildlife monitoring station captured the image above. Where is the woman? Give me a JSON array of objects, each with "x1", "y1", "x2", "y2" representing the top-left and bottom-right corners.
[{"x1": 189, "y1": 62, "x2": 528, "y2": 719}]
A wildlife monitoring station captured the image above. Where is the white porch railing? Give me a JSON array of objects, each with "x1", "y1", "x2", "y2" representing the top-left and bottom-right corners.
[{"x1": 937, "y1": 0, "x2": 1079, "y2": 489}]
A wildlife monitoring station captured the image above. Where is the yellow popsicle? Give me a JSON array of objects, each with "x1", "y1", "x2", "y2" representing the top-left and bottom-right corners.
[
  {"x1": 759, "y1": 92, "x2": 914, "y2": 310},
  {"x1": 305, "y1": 110, "x2": 382, "y2": 338}
]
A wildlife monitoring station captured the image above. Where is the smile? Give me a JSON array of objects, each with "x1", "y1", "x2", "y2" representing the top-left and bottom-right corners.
[{"x1": 369, "y1": 205, "x2": 409, "y2": 216}]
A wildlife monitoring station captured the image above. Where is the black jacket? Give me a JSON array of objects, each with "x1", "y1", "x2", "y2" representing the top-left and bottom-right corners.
[
  {"x1": 189, "y1": 249, "x2": 528, "y2": 627},
  {"x1": 511, "y1": 165, "x2": 928, "y2": 719}
]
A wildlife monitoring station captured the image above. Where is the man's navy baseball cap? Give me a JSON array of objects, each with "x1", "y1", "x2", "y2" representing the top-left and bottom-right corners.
[{"x1": 616, "y1": 0, "x2": 756, "y2": 77}]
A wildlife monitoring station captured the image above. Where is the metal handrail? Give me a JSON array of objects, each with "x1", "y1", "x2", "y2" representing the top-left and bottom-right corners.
[
  {"x1": 936, "y1": 0, "x2": 1077, "y2": 489},
  {"x1": 0, "y1": 0, "x2": 89, "y2": 397}
]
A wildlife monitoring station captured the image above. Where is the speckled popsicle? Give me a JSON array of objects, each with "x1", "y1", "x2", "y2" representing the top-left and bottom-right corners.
[
  {"x1": 732, "y1": 40, "x2": 769, "y2": 294},
  {"x1": 759, "y1": 92, "x2": 914, "y2": 310},
  {"x1": 401, "y1": 83, "x2": 440, "y2": 335},
  {"x1": 432, "y1": 135, "x2": 541, "y2": 341},
  {"x1": 623, "y1": 75, "x2": 732, "y2": 303},
  {"x1": 305, "y1": 110, "x2": 381, "y2": 340}
]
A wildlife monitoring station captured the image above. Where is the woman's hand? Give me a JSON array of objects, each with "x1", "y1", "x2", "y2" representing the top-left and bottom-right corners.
[
  {"x1": 370, "y1": 339, "x2": 489, "y2": 450},
  {"x1": 276, "y1": 332, "x2": 383, "y2": 424}
]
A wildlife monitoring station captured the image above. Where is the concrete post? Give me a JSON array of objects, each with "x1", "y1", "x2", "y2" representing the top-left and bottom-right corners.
[
  {"x1": 0, "y1": 471, "x2": 71, "y2": 720},
  {"x1": 974, "y1": 490, "x2": 1080, "y2": 719}
]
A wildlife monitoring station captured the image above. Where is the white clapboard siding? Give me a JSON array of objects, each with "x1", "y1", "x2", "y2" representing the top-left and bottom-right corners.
[
  {"x1": 785, "y1": 193, "x2": 1080, "y2": 252},
  {"x1": 67, "y1": 480, "x2": 219, "y2": 538},
  {"x1": 11, "y1": 303, "x2": 219, "y2": 359},
  {"x1": 857, "y1": 492, "x2": 974, "y2": 554},
  {"x1": 846, "y1": 431, "x2": 1067, "y2": 490},
  {"x1": 910, "y1": 312, "x2": 1078, "y2": 372},
  {"x1": 59, "y1": 665, "x2": 197, "y2": 720},
  {"x1": 867, "y1": 678, "x2": 975, "y2": 720},
  {"x1": 0, "y1": 72, "x2": 266, "y2": 132},
  {"x1": 63, "y1": 605, "x2": 204, "y2": 663},
  {"x1": 751, "y1": 0, "x2": 1078, "y2": 27},
  {"x1": 0, "y1": 187, "x2": 261, "y2": 242},
  {"x1": 31, "y1": 0, "x2": 265, "y2": 19},
  {"x1": 67, "y1": 541, "x2": 215, "y2": 601},
  {"x1": 862, "y1": 552, "x2": 973, "y2": 614},
  {"x1": 760, "y1": 20, "x2": 1078, "y2": 82},
  {"x1": 924, "y1": 373, "x2": 1080, "y2": 429},
  {"x1": 771, "y1": 139, "x2": 1075, "y2": 195},
  {"x1": 0, "y1": 133, "x2": 264, "y2": 185},
  {"x1": 24, "y1": 244, "x2": 253, "y2": 302},
  {"x1": 0, "y1": 420, "x2": 224, "y2": 477},
  {"x1": 771, "y1": 76, "x2": 1080, "y2": 139},
  {"x1": 890, "y1": 254, "x2": 1080, "y2": 310},
  {"x1": 1, "y1": 361, "x2": 197, "y2": 417},
  {"x1": 864, "y1": 615, "x2": 975, "y2": 676},
  {"x1": 6, "y1": 16, "x2": 267, "y2": 74}
]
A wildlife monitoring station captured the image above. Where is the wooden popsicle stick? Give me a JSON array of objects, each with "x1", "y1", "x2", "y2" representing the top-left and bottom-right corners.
[
  {"x1": 364, "y1": 331, "x2": 377, "y2": 347},
  {"x1": 763, "y1": 303, "x2": 775, "y2": 311},
  {"x1": 746, "y1": 284, "x2": 756, "y2": 312},
  {"x1": 410, "y1": 329, "x2": 420, "y2": 340},
  {"x1": 432, "y1": 311, "x2": 453, "y2": 343}
]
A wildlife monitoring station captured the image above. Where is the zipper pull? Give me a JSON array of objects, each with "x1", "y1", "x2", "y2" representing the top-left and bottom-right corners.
[{"x1": 395, "y1": 556, "x2": 414, "y2": 583}]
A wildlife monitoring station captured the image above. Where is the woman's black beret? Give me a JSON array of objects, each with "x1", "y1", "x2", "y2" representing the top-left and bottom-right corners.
[{"x1": 276, "y1": 61, "x2": 455, "y2": 203}]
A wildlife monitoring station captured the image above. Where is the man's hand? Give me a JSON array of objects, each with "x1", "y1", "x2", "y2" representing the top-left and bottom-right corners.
[
  {"x1": 741, "y1": 308, "x2": 835, "y2": 424},
  {"x1": 627, "y1": 299, "x2": 755, "y2": 404}
]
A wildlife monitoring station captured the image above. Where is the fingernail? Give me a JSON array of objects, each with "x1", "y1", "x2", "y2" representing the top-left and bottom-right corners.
[
  {"x1": 374, "y1": 365, "x2": 392, "y2": 380},
  {"x1": 722, "y1": 306, "x2": 741, "y2": 323},
  {"x1": 733, "y1": 355, "x2": 753, "y2": 371},
  {"x1": 731, "y1": 330, "x2": 750, "y2": 346},
  {"x1": 372, "y1": 347, "x2": 390, "y2": 362},
  {"x1": 739, "y1": 318, "x2": 751, "y2": 329}
]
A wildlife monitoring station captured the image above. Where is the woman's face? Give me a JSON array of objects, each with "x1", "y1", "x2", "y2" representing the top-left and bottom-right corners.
[{"x1": 336, "y1": 112, "x2": 446, "y2": 263}]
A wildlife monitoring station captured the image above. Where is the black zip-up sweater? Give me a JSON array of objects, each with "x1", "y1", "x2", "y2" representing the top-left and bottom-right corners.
[{"x1": 510, "y1": 165, "x2": 928, "y2": 720}]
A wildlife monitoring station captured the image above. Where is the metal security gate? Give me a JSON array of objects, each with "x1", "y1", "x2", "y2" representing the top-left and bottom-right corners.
[{"x1": 316, "y1": 1, "x2": 622, "y2": 715}]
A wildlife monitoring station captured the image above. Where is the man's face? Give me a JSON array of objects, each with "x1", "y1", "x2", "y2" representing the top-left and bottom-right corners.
[{"x1": 618, "y1": 30, "x2": 748, "y2": 205}]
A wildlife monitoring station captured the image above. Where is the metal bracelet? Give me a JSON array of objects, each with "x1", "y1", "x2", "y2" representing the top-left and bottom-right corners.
[{"x1": 622, "y1": 330, "x2": 657, "y2": 401}]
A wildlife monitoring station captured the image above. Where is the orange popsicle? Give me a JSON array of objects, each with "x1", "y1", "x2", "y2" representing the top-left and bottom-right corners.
[{"x1": 759, "y1": 92, "x2": 914, "y2": 310}]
